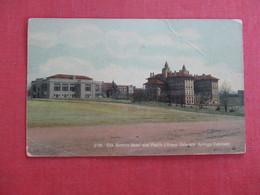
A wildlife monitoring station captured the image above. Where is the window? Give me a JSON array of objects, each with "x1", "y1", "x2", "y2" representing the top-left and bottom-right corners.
[
  {"x1": 95, "y1": 85, "x2": 100, "y2": 92},
  {"x1": 85, "y1": 84, "x2": 91, "y2": 91},
  {"x1": 54, "y1": 83, "x2": 61, "y2": 91},
  {"x1": 43, "y1": 84, "x2": 47, "y2": 91},
  {"x1": 70, "y1": 84, "x2": 76, "y2": 91},
  {"x1": 32, "y1": 85, "x2": 36, "y2": 92},
  {"x1": 62, "y1": 83, "x2": 68, "y2": 91}
]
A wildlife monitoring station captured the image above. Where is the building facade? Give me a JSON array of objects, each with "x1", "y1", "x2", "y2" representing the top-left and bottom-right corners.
[
  {"x1": 101, "y1": 81, "x2": 118, "y2": 98},
  {"x1": 194, "y1": 74, "x2": 219, "y2": 105},
  {"x1": 101, "y1": 81, "x2": 134, "y2": 99},
  {"x1": 29, "y1": 74, "x2": 102, "y2": 99},
  {"x1": 144, "y1": 62, "x2": 219, "y2": 105}
]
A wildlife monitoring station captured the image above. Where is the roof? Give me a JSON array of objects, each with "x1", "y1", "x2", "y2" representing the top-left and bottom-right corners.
[
  {"x1": 148, "y1": 72, "x2": 194, "y2": 79},
  {"x1": 146, "y1": 74, "x2": 162, "y2": 80},
  {"x1": 47, "y1": 74, "x2": 93, "y2": 80},
  {"x1": 195, "y1": 75, "x2": 219, "y2": 80},
  {"x1": 102, "y1": 83, "x2": 113, "y2": 90},
  {"x1": 102, "y1": 82, "x2": 118, "y2": 90},
  {"x1": 168, "y1": 72, "x2": 194, "y2": 78},
  {"x1": 164, "y1": 61, "x2": 169, "y2": 68},
  {"x1": 144, "y1": 78, "x2": 167, "y2": 85},
  {"x1": 134, "y1": 88, "x2": 145, "y2": 93}
]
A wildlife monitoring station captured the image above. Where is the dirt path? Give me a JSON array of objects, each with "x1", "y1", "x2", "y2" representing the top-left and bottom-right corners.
[{"x1": 27, "y1": 119, "x2": 245, "y2": 156}]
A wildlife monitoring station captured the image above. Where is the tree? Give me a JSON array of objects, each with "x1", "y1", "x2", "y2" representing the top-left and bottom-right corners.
[
  {"x1": 195, "y1": 94, "x2": 203, "y2": 109},
  {"x1": 132, "y1": 90, "x2": 147, "y2": 102},
  {"x1": 219, "y1": 81, "x2": 232, "y2": 112}
]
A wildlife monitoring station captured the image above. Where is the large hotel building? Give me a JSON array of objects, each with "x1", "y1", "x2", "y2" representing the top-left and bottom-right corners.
[{"x1": 144, "y1": 62, "x2": 219, "y2": 105}]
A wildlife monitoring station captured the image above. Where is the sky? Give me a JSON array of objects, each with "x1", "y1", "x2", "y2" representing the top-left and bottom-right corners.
[{"x1": 28, "y1": 19, "x2": 244, "y2": 91}]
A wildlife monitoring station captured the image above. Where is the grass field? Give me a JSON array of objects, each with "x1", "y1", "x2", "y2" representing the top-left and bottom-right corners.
[
  {"x1": 53, "y1": 98, "x2": 244, "y2": 116},
  {"x1": 132, "y1": 101, "x2": 244, "y2": 116},
  {"x1": 27, "y1": 99, "x2": 242, "y2": 128}
]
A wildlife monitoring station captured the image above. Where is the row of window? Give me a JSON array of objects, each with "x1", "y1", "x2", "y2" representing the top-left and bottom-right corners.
[
  {"x1": 32, "y1": 84, "x2": 48, "y2": 92},
  {"x1": 85, "y1": 94, "x2": 101, "y2": 98},
  {"x1": 54, "y1": 83, "x2": 76, "y2": 91},
  {"x1": 185, "y1": 90, "x2": 194, "y2": 95},
  {"x1": 85, "y1": 84, "x2": 100, "y2": 92},
  {"x1": 186, "y1": 96, "x2": 194, "y2": 104},
  {"x1": 185, "y1": 84, "x2": 193, "y2": 89},
  {"x1": 53, "y1": 93, "x2": 100, "y2": 98},
  {"x1": 54, "y1": 83, "x2": 100, "y2": 92},
  {"x1": 185, "y1": 81, "x2": 193, "y2": 88},
  {"x1": 54, "y1": 94, "x2": 77, "y2": 98},
  {"x1": 212, "y1": 83, "x2": 218, "y2": 89}
]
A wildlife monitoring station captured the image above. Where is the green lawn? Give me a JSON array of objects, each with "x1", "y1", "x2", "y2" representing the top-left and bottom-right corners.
[
  {"x1": 132, "y1": 101, "x2": 244, "y2": 116},
  {"x1": 78, "y1": 98, "x2": 244, "y2": 116},
  {"x1": 27, "y1": 99, "x2": 241, "y2": 128}
]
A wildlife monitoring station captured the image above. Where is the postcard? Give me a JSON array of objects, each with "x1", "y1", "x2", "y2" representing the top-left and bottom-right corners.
[{"x1": 27, "y1": 19, "x2": 245, "y2": 156}]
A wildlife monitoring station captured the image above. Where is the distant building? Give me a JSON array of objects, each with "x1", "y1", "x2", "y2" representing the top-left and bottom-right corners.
[
  {"x1": 134, "y1": 88, "x2": 145, "y2": 94},
  {"x1": 132, "y1": 88, "x2": 146, "y2": 102},
  {"x1": 101, "y1": 81, "x2": 134, "y2": 99},
  {"x1": 238, "y1": 90, "x2": 244, "y2": 97},
  {"x1": 29, "y1": 74, "x2": 102, "y2": 99},
  {"x1": 117, "y1": 85, "x2": 129, "y2": 98},
  {"x1": 237, "y1": 90, "x2": 244, "y2": 106},
  {"x1": 144, "y1": 62, "x2": 219, "y2": 105},
  {"x1": 194, "y1": 74, "x2": 219, "y2": 105},
  {"x1": 227, "y1": 90, "x2": 244, "y2": 107},
  {"x1": 128, "y1": 85, "x2": 135, "y2": 95},
  {"x1": 101, "y1": 81, "x2": 118, "y2": 98}
]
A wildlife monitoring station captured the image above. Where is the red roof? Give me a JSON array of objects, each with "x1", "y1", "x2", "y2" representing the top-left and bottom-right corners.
[
  {"x1": 168, "y1": 72, "x2": 194, "y2": 78},
  {"x1": 134, "y1": 88, "x2": 145, "y2": 93},
  {"x1": 154, "y1": 74, "x2": 162, "y2": 78},
  {"x1": 102, "y1": 83, "x2": 113, "y2": 90},
  {"x1": 102, "y1": 82, "x2": 119, "y2": 90},
  {"x1": 195, "y1": 75, "x2": 219, "y2": 80},
  {"x1": 148, "y1": 72, "x2": 194, "y2": 79},
  {"x1": 146, "y1": 74, "x2": 162, "y2": 80},
  {"x1": 48, "y1": 74, "x2": 93, "y2": 80},
  {"x1": 144, "y1": 78, "x2": 167, "y2": 85}
]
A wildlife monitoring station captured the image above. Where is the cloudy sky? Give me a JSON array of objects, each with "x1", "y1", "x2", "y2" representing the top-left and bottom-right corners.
[{"x1": 28, "y1": 19, "x2": 244, "y2": 91}]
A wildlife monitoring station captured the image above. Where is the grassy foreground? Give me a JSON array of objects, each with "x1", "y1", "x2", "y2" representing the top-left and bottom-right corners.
[
  {"x1": 27, "y1": 99, "x2": 241, "y2": 128},
  {"x1": 132, "y1": 101, "x2": 244, "y2": 116}
]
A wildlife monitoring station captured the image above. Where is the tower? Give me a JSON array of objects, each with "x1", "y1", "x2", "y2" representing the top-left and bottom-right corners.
[
  {"x1": 162, "y1": 61, "x2": 170, "y2": 79},
  {"x1": 181, "y1": 64, "x2": 189, "y2": 74}
]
